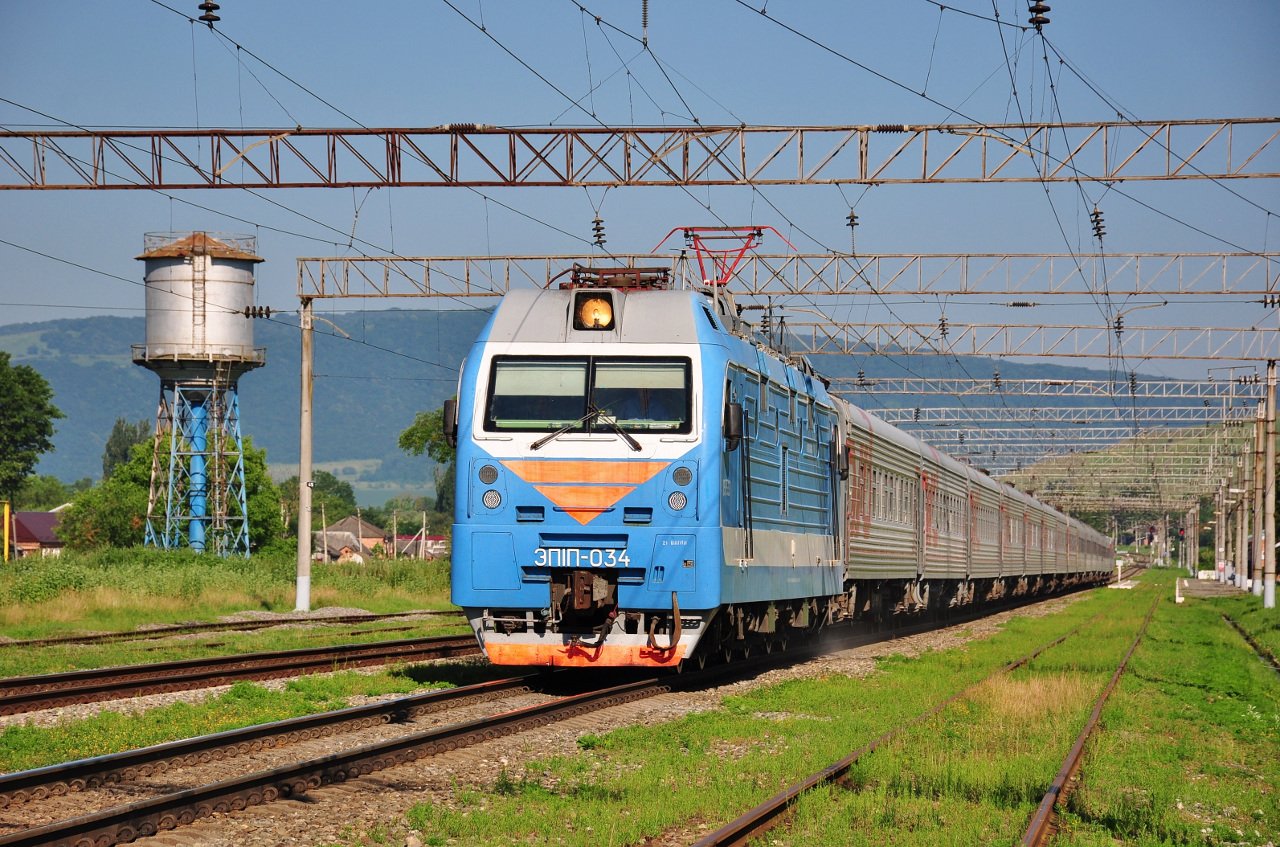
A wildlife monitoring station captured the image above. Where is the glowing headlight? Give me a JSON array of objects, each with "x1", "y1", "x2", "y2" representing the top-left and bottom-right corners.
[
  {"x1": 482, "y1": 490, "x2": 502, "y2": 509},
  {"x1": 573, "y1": 292, "x2": 614, "y2": 330},
  {"x1": 668, "y1": 491, "x2": 688, "y2": 511}
]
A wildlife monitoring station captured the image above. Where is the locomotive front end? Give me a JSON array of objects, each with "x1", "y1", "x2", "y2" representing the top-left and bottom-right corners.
[{"x1": 450, "y1": 275, "x2": 728, "y2": 668}]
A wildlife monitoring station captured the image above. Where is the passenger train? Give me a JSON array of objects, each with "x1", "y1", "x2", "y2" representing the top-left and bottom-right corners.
[{"x1": 444, "y1": 265, "x2": 1113, "y2": 668}]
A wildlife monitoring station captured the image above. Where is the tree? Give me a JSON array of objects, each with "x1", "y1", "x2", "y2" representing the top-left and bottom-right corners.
[
  {"x1": 58, "y1": 438, "x2": 284, "y2": 552},
  {"x1": 102, "y1": 417, "x2": 152, "y2": 479},
  {"x1": 15, "y1": 474, "x2": 91, "y2": 511},
  {"x1": 278, "y1": 469, "x2": 358, "y2": 534},
  {"x1": 399, "y1": 403, "x2": 456, "y2": 513},
  {"x1": 0, "y1": 352, "x2": 63, "y2": 503}
]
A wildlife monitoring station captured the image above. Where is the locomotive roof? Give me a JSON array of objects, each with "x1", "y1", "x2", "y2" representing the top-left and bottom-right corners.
[{"x1": 486, "y1": 287, "x2": 703, "y2": 344}]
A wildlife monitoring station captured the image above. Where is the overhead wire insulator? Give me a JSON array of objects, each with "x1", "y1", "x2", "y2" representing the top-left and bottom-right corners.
[
  {"x1": 1129, "y1": 371, "x2": 1138, "y2": 394},
  {"x1": 1263, "y1": 293, "x2": 1279, "y2": 309},
  {"x1": 846, "y1": 209, "x2": 859, "y2": 254},
  {"x1": 198, "y1": 1, "x2": 220, "y2": 23},
  {"x1": 1028, "y1": 1, "x2": 1050, "y2": 29},
  {"x1": 992, "y1": 369, "x2": 1002, "y2": 391},
  {"x1": 857, "y1": 369, "x2": 867, "y2": 387},
  {"x1": 243, "y1": 305, "x2": 272, "y2": 319},
  {"x1": 1090, "y1": 206, "x2": 1106, "y2": 241},
  {"x1": 591, "y1": 215, "x2": 606, "y2": 248},
  {"x1": 938, "y1": 314, "x2": 949, "y2": 339},
  {"x1": 913, "y1": 407, "x2": 921, "y2": 422},
  {"x1": 1113, "y1": 314, "x2": 1124, "y2": 339}
]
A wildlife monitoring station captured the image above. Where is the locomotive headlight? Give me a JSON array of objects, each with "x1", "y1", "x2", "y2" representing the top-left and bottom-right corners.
[
  {"x1": 673, "y1": 466, "x2": 692, "y2": 486},
  {"x1": 478, "y1": 464, "x2": 499, "y2": 484},
  {"x1": 668, "y1": 491, "x2": 688, "y2": 511},
  {"x1": 482, "y1": 489, "x2": 502, "y2": 509},
  {"x1": 573, "y1": 293, "x2": 614, "y2": 330}
]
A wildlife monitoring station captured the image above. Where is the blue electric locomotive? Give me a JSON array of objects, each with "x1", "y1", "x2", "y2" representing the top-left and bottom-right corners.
[{"x1": 446, "y1": 266, "x2": 1111, "y2": 668}]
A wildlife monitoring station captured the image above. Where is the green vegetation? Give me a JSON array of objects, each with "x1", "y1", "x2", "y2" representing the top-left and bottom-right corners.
[
  {"x1": 56, "y1": 438, "x2": 284, "y2": 552},
  {"x1": 1217, "y1": 593, "x2": 1280, "y2": 659},
  {"x1": 1058, "y1": 578, "x2": 1280, "y2": 846},
  {"x1": 0, "y1": 351, "x2": 62, "y2": 503},
  {"x1": 0, "y1": 546, "x2": 454, "y2": 645},
  {"x1": 400, "y1": 583, "x2": 1146, "y2": 846},
  {"x1": 0, "y1": 666, "x2": 492, "y2": 773}
]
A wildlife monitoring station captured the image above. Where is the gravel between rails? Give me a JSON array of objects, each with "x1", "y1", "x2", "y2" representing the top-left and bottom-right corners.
[{"x1": 100, "y1": 595, "x2": 1083, "y2": 847}]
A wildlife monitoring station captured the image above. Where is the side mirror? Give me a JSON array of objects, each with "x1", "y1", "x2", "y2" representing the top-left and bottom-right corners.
[
  {"x1": 442, "y1": 397, "x2": 458, "y2": 448},
  {"x1": 724, "y1": 402, "x2": 743, "y2": 452}
]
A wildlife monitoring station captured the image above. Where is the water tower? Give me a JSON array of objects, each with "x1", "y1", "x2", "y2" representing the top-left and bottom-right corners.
[{"x1": 133, "y1": 232, "x2": 266, "y2": 555}]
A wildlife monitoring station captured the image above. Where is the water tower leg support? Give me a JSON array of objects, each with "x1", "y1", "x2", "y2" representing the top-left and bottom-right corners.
[{"x1": 143, "y1": 380, "x2": 250, "y2": 556}]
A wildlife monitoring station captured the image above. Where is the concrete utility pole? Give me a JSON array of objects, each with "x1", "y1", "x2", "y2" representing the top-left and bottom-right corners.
[
  {"x1": 1240, "y1": 454, "x2": 1252, "y2": 590},
  {"x1": 1216, "y1": 481, "x2": 1226, "y2": 582},
  {"x1": 1265, "y1": 361, "x2": 1276, "y2": 608},
  {"x1": 295, "y1": 298, "x2": 314, "y2": 612},
  {"x1": 1253, "y1": 402, "x2": 1265, "y2": 596}
]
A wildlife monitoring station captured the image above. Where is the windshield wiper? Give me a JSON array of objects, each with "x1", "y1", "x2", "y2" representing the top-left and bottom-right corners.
[
  {"x1": 530, "y1": 408, "x2": 599, "y2": 450},
  {"x1": 591, "y1": 407, "x2": 642, "y2": 452}
]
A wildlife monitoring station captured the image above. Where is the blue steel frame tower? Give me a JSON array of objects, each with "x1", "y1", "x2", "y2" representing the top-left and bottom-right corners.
[{"x1": 133, "y1": 233, "x2": 265, "y2": 555}]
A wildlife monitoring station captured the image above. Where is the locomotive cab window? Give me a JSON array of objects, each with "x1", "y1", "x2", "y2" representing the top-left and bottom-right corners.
[{"x1": 485, "y1": 355, "x2": 691, "y2": 434}]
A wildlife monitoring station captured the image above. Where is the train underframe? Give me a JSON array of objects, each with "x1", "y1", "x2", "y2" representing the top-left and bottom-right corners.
[
  {"x1": 675, "y1": 570, "x2": 1112, "y2": 668},
  {"x1": 473, "y1": 567, "x2": 1111, "y2": 669}
]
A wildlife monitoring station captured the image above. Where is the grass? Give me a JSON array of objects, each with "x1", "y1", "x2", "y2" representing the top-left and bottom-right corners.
[
  {"x1": 1056, "y1": 574, "x2": 1280, "y2": 846},
  {"x1": 0, "y1": 546, "x2": 463, "y2": 679},
  {"x1": 397, "y1": 582, "x2": 1150, "y2": 846},
  {"x1": 0, "y1": 660, "x2": 507, "y2": 773},
  {"x1": 0, "y1": 547, "x2": 454, "y2": 639}
]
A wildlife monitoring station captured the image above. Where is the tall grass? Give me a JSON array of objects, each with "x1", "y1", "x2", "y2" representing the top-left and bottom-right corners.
[{"x1": 0, "y1": 547, "x2": 453, "y2": 639}]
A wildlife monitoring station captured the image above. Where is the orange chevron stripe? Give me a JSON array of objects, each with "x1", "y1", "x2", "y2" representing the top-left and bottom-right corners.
[
  {"x1": 501, "y1": 460, "x2": 668, "y2": 485},
  {"x1": 532, "y1": 485, "x2": 636, "y2": 525},
  {"x1": 502, "y1": 460, "x2": 671, "y2": 525}
]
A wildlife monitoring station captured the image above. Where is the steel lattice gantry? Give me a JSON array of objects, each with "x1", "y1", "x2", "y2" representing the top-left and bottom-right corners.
[
  {"x1": 2, "y1": 118, "x2": 1278, "y2": 189},
  {"x1": 294, "y1": 252, "x2": 1280, "y2": 299},
  {"x1": 872, "y1": 405, "x2": 1256, "y2": 425},
  {"x1": 829, "y1": 376, "x2": 1268, "y2": 400}
]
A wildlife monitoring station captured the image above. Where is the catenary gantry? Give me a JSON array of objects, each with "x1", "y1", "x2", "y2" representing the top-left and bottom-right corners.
[{"x1": 2, "y1": 118, "x2": 1277, "y2": 189}]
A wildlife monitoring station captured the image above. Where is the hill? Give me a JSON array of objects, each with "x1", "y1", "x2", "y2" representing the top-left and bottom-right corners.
[
  {"x1": 0, "y1": 307, "x2": 1187, "y2": 504},
  {"x1": 0, "y1": 309, "x2": 491, "y2": 504}
]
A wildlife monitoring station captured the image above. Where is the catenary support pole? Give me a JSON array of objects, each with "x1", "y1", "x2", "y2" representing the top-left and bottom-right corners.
[
  {"x1": 1254, "y1": 403, "x2": 1266, "y2": 595},
  {"x1": 1216, "y1": 481, "x2": 1226, "y2": 582},
  {"x1": 295, "y1": 297, "x2": 314, "y2": 613},
  {"x1": 1265, "y1": 361, "x2": 1276, "y2": 609}
]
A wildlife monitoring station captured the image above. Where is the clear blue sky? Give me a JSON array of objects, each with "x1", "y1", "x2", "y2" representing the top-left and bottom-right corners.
[{"x1": 1, "y1": 0, "x2": 1278, "y2": 381}]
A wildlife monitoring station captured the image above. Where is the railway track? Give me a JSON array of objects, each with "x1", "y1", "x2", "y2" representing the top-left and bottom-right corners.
[
  {"x1": 1221, "y1": 614, "x2": 1280, "y2": 675},
  {"x1": 691, "y1": 589, "x2": 1157, "y2": 847},
  {"x1": 0, "y1": 634, "x2": 479, "y2": 716},
  {"x1": 0, "y1": 581, "x2": 1130, "y2": 847},
  {"x1": 0, "y1": 673, "x2": 685, "y2": 847},
  {"x1": 0, "y1": 610, "x2": 461, "y2": 650}
]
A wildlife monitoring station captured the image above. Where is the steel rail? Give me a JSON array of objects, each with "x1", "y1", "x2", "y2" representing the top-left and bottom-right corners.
[
  {"x1": 0, "y1": 610, "x2": 460, "y2": 650},
  {"x1": 1221, "y1": 614, "x2": 1280, "y2": 674},
  {"x1": 690, "y1": 621, "x2": 1096, "y2": 846},
  {"x1": 0, "y1": 675, "x2": 535, "y2": 809},
  {"x1": 1020, "y1": 596, "x2": 1161, "y2": 847},
  {"x1": 0, "y1": 635, "x2": 478, "y2": 716},
  {"x1": 0, "y1": 677, "x2": 674, "y2": 847}
]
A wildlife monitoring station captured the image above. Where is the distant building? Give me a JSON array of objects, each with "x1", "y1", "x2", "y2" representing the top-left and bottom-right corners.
[
  {"x1": 311, "y1": 530, "x2": 374, "y2": 564},
  {"x1": 394, "y1": 534, "x2": 450, "y2": 559},
  {"x1": 13, "y1": 510, "x2": 67, "y2": 558},
  {"x1": 322, "y1": 515, "x2": 387, "y2": 554}
]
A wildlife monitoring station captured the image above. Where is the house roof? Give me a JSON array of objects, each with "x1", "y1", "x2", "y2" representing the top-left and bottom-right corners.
[
  {"x1": 311, "y1": 530, "x2": 375, "y2": 559},
  {"x1": 324, "y1": 515, "x2": 386, "y2": 538},
  {"x1": 13, "y1": 512, "x2": 63, "y2": 546}
]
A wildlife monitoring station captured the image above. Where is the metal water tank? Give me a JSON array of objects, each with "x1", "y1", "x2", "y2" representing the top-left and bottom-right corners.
[{"x1": 133, "y1": 232, "x2": 266, "y2": 378}]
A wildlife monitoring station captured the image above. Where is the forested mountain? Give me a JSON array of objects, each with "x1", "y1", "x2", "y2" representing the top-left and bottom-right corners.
[{"x1": 0, "y1": 308, "x2": 1184, "y2": 503}]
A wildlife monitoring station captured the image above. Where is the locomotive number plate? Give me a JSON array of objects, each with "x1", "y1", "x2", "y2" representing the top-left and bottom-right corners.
[{"x1": 533, "y1": 547, "x2": 631, "y2": 568}]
